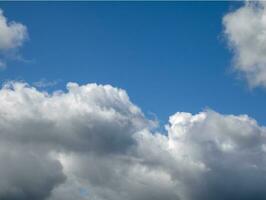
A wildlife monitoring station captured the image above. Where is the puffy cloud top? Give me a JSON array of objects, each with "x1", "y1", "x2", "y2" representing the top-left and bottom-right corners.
[
  {"x1": 0, "y1": 82, "x2": 149, "y2": 200},
  {"x1": 223, "y1": 2, "x2": 266, "y2": 88},
  {"x1": 0, "y1": 82, "x2": 148, "y2": 154},
  {"x1": 0, "y1": 82, "x2": 266, "y2": 200}
]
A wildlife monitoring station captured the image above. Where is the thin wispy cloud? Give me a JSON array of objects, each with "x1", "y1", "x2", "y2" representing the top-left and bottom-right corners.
[{"x1": 33, "y1": 78, "x2": 60, "y2": 88}]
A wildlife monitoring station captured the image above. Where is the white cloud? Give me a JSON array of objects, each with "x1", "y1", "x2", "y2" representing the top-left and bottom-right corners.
[
  {"x1": 0, "y1": 8, "x2": 27, "y2": 68},
  {"x1": 0, "y1": 82, "x2": 266, "y2": 200},
  {"x1": 0, "y1": 9, "x2": 27, "y2": 50},
  {"x1": 223, "y1": 2, "x2": 266, "y2": 88},
  {"x1": 164, "y1": 110, "x2": 266, "y2": 200}
]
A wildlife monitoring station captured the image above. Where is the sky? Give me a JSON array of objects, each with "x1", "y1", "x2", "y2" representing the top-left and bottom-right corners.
[
  {"x1": 2, "y1": 2, "x2": 266, "y2": 200},
  {"x1": 1, "y1": 1, "x2": 266, "y2": 126}
]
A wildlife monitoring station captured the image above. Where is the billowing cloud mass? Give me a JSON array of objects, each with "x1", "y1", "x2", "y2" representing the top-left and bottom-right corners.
[
  {"x1": 0, "y1": 9, "x2": 27, "y2": 68},
  {"x1": 223, "y1": 1, "x2": 266, "y2": 88},
  {"x1": 1, "y1": 82, "x2": 266, "y2": 200}
]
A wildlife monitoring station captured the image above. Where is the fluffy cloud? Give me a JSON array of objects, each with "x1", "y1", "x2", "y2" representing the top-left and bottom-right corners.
[
  {"x1": 0, "y1": 9, "x2": 27, "y2": 68},
  {"x1": 223, "y1": 2, "x2": 266, "y2": 88},
  {"x1": 0, "y1": 82, "x2": 266, "y2": 200},
  {"x1": 0, "y1": 9, "x2": 27, "y2": 50},
  {"x1": 166, "y1": 111, "x2": 266, "y2": 200}
]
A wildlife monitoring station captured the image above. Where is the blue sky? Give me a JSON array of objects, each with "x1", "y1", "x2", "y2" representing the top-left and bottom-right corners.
[{"x1": 0, "y1": 1, "x2": 266, "y2": 125}]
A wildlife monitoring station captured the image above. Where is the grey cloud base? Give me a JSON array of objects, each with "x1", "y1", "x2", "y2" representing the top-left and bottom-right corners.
[{"x1": 0, "y1": 82, "x2": 266, "y2": 200}]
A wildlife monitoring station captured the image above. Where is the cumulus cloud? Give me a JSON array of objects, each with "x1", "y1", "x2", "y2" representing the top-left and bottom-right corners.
[
  {"x1": 0, "y1": 9, "x2": 27, "y2": 50},
  {"x1": 0, "y1": 9, "x2": 27, "y2": 67},
  {"x1": 0, "y1": 82, "x2": 266, "y2": 200},
  {"x1": 223, "y1": 1, "x2": 266, "y2": 88},
  {"x1": 165, "y1": 111, "x2": 266, "y2": 200}
]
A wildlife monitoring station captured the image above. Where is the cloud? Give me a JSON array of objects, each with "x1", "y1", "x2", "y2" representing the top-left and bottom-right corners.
[
  {"x1": 32, "y1": 79, "x2": 59, "y2": 88},
  {"x1": 0, "y1": 9, "x2": 27, "y2": 50},
  {"x1": 0, "y1": 9, "x2": 27, "y2": 67},
  {"x1": 0, "y1": 147, "x2": 65, "y2": 200},
  {"x1": 223, "y1": 2, "x2": 266, "y2": 88},
  {"x1": 165, "y1": 111, "x2": 266, "y2": 200},
  {"x1": 0, "y1": 82, "x2": 266, "y2": 200}
]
